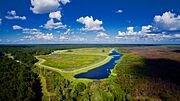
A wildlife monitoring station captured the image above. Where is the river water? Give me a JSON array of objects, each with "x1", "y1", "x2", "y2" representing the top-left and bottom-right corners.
[{"x1": 74, "y1": 50, "x2": 123, "y2": 79}]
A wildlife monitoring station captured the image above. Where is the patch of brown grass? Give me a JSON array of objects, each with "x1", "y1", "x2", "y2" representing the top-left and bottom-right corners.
[{"x1": 120, "y1": 46, "x2": 180, "y2": 61}]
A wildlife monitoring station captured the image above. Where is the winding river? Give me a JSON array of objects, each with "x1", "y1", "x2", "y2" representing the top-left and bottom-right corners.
[{"x1": 74, "y1": 50, "x2": 123, "y2": 79}]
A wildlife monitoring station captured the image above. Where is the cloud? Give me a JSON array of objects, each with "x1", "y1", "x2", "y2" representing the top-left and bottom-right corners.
[
  {"x1": 117, "y1": 27, "x2": 141, "y2": 36},
  {"x1": 30, "y1": 0, "x2": 70, "y2": 14},
  {"x1": 0, "y1": 19, "x2": 2, "y2": 24},
  {"x1": 22, "y1": 28, "x2": 42, "y2": 35},
  {"x1": 116, "y1": 10, "x2": 123, "y2": 13},
  {"x1": 21, "y1": 27, "x2": 54, "y2": 40},
  {"x1": 116, "y1": 11, "x2": 180, "y2": 42},
  {"x1": 116, "y1": 25, "x2": 180, "y2": 42},
  {"x1": 11, "y1": 25, "x2": 55, "y2": 40},
  {"x1": 12, "y1": 25, "x2": 40, "y2": 34},
  {"x1": 24, "y1": 33, "x2": 54, "y2": 40},
  {"x1": 42, "y1": 10, "x2": 66, "y2": 29},
  {"x1": 145, "y1": 33, "x2": 180, "y2": 41},
  {"x1": 59, "y1": 36, "x2": 87, "y2": 42},
  {"x1": 12, "y1": 25, "x2": 48, "y2": 38},
  {"x1": 5, "y1": 10, "x2": 26, "y2": 20},
  {"x1": 141, "y1": 25, "x2": 152, "y2": 33},
  {"x1": 59, "y1": 30, "x2": 87, "y2": 42},
  {"x1": 77, "y1": 16, "x2": 104, "y2": 31},
  {"x1": 117, "y1": 25, "x2": 152, "y2": 36},
  {"x1": 71, "y1": 37, "x2": 87, "y2": 42},
  {"x1": 117, "y1": 31, "x2": 126, "y2": 37},
  {"x1": 116, "y1": 25, "x2": 152, "y2": 40},
  {"x1": 43, "y1": 19, "x2": 66, "y2": 29},
  {"x1": 49, "y1": 11, "x2": 62, "y2": 20},
  {"x1": 63, "y1": 29, "x2": 71, "y2": 35},
  {"x1": 127, "y1": 27, "x2": 136, "y2": 34},
  {"x1": 174, "y1": 34, "x2": 180, "y2": 38},
  {"x1": 13, "y1": 25, "x2": 23, "y2": 30},
  {"x1": 96, "y1": 32, "x2": 109, "y2": 38},
  {"x1": 115, "y1": 11, "x2": 180, "y2": 42},
  {"x1": 59, "y1": 35, "x2": 69, "y2": 40},
  {"x1": 59, "y1": 0, "x2": 70, "y2": 5},
  {"x1": 37, "y1": 33, "x2": 54, "y2": 40},
  {"x1": 59, "y1": 29, "x2": 72, "y2": 41},
  {"x1": 154, "y1": 11, "x2": 180, "y2": 31},
  {"x1": 30, "y1": 0, "x2": 60, "y2": 14}
]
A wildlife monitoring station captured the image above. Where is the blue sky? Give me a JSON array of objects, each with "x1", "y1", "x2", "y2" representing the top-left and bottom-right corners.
[{"x1": 0, "y1": 0, "x2": 180, "y2": 44}]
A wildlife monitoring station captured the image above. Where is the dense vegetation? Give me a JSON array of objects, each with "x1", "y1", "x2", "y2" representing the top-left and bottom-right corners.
[
  {"x1": 0, "y1": 57, "x2": 42, "y2": 101},
  {"x1": 36, "y1": 66, "x2": 129, "y2": 101},
  {"x1": 0, "y1": 45, "x2": 61, "y2": 100},
  {"x1": 0, "y1": 44, "x2": 180, "y2": 101}
]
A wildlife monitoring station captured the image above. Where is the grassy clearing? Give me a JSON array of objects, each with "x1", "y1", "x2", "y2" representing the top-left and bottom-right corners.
[
  {"x1": 39, "y1": 54, "x2": 106, "y2": 70},
  {"x1": 36, "y1": 54, "x2": 113, "y2": 81},
  {"x1": 38, "y1": 48, "x2": 111, "y2": 71},
  {"x1": 54, "y1": 48, "x2": 111, "y2": 56}
]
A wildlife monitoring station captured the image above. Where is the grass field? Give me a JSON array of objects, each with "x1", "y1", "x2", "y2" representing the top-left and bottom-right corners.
[
  {"x1": 38, "y1": 48, "x2": 111, "y2": 71},
  {"x1": 52, "y1": 48, "x2": 111, "y2": 56},
  {"x1": 39, "y1": 54, "x2": 106, "y2": 70},
  {"x1": 120, "y1": 46, "x2": 180, "y2": 61}
]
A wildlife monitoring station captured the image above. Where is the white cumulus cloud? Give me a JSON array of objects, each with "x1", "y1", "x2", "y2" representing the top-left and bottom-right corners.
[
  {"x1": 154, "y1": 11, "x2": 180, "y2": 31},
  {"x1": 117, "y1": 31, "x2": 126, "y2": 36},
  {"x1": 77, "y1": 16, "x2": 104, "y2": 31},
  {"x1": 49, "y1": 11, "x2": 62, "y2": 20},
  {"x1": 6, "y1": 10, "x2": 26, "y2": 20},
  {"x1": 141, "y1": 25, "x2": 152, "y2": 33},
  {"x1": 120, "y1": 27, "x2": 141, "y2": 36},
  {"x1": 43, "y1": 19, "x2": 66, "y2": 29},
  {"x1": 116, "y1": 25, "x2": 180, "y2": 42},
  {"x1": 30, "y1": 0, "x2": 60, "y2": 14},
  {"x1": 117, "y1": 25, "x2": 152, "y2": 37},
  {"x1": 42, "y1": 10, "x2": 66, "y2": 29}
]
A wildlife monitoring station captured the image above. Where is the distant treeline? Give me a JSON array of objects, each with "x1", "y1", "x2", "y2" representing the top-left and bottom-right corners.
[{"x1": 0, "y1": 44, "x2": 164, "y2": 67}]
